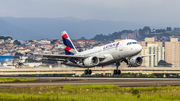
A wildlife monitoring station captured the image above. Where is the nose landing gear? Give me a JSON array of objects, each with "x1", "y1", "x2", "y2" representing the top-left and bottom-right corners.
[{"x1": 84, "y1": 68, "x2": 92, "y2": 75}]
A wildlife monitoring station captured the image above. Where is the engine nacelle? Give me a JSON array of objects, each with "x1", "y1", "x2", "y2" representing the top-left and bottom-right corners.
[
  {"x1": 83, "y1": 56, "x2": 99, "y2": 67},
  {"x1": 129, "y1": 56, "x2": 143, "y2": 67}
]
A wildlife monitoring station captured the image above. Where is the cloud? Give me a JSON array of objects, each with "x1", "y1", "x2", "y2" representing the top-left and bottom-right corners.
[{"x1": 0, "y1": 0, "x2": 180, "y2": 26}]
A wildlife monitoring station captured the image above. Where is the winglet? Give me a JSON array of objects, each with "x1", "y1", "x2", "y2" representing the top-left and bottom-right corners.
[{"x1": 61, "y1": 31, "x2": 78, "y2": 55}]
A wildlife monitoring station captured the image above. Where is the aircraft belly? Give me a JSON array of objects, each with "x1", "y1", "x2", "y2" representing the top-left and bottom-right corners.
[
  {"x1": 98, "y1": 51, "x2": 120, "y2": 65},
  {"x1": 64, "y1": 62, "x2": 89, "y2": 68},
  {"x1": 98, "y1": 61, "x2": 115, "y2": 66},
  {"x1": 100, "y1": 54, "x2": 114, "y2": 63}
]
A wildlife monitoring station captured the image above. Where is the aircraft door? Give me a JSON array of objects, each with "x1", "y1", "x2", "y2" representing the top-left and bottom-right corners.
[{"x1": 118, "y1": 42, "x2": 123, "y2": 51}]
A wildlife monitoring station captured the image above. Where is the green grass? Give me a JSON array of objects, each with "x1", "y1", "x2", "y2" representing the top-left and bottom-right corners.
[
  {"x1": 0, "y1": 85, "x2": 180, "y2": 100},
  {"x1": 63, "y1": 84, "x2": 120, "y2": 90},
  {"x1": 0, "y1": 78, "x2": 38, "y2": 82}
]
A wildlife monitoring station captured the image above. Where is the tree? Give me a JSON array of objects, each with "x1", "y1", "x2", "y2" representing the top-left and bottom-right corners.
[
  {"x1": 25, "y1": 58, "x2": 39, "y2": 63},
  {"x1": 13, "y1": 40, "x2": 21, "y2": 45},
  {"x1": 155, "y1": 29, "x2": 166, "y2": 33},
  {"x1": 79, "y1": 37, "x2": 86, "y2": 40},
  {"x1": 0, "y1": 36, "x2": 13, "y2": 40},
  {"x1": 91, "y1": 34, "x2": 106, "y2": 42},
  {"x1": 166, "y1": 27, "x2": 172, "y2": 31},
  {"x1": 5, "y1": 36, "x2": 13, "y2": 40},
  {"x1": 28, "y1": 40, "x2": 34, "y2": 42},
  {"x1": 41, "y1": 48, "x2": 45, "y2": 50},
  {"x1": 158, "y1": 60, "x2": 172, "y2": 67},
  {"x1": 143, "y1": 26, "x2": 151, "y2": 35},
  {"x1": 14, "y1": 52, "x2": 23, "y2": 59},
  {"x1": 51, "y1": 39, "x2": 58, "y2": 44}
]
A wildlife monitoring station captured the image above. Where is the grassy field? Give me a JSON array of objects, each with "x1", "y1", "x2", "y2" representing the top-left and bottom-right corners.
[
  {"x1": 0, "y1": 77, "x2": 38, "y2": 83},
  {"x1": 0, "y1": 85, "x2": 180, "y2": 101}
]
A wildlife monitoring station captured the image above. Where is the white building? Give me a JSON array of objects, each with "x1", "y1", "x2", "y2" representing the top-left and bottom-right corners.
[{"x1": 140, "y1": 43, "x2": 164, "y2": 67}]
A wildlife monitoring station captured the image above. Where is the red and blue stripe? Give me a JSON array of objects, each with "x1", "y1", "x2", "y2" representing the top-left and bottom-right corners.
[{"x1": 62, "y1": 33, "x2": 75, "y2": 55}]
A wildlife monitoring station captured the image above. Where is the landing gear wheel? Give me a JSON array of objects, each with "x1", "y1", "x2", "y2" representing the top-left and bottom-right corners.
[
  {"x1": 114, "y1": 70, "x2": 117, "y2": 75},
  {"x1": 84, "y1": 69, "x2": 92, "y2": 75},
  {"x1": 114, "y1": 70, "x2": 121, "y2": 75},
  {"x1": 117, "y1": 70, "x2": 121, "y2": 75},
  {"x1": 88, "y1": 70, "x2": 92, "y2": 75},
  {"x1": 84, "y1": 70, "x2": 88, "y2": 75}
]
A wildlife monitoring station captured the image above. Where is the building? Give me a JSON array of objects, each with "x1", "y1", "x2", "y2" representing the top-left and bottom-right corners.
[
  {"x1": 139, "y1": 37, "x2": 163, "y2": 47},
  {"x1": 139, "y1": 38, "x2": 164, "y2": 67},
  {"x1": 38, "y1": 40, "x2": 51, "y2": 44},
  {"x1": 18, "y1": 49, "x2": 31, "y2": 54},
  {"x1": 140, "y1": 43, "x2": 164, "y2": 67},
  {"x1": 165, "y1": 38, "x2": 180, "y2": 67},
  {"x1": 0, "y1": 39, "x2": 4, "y2": 44}
]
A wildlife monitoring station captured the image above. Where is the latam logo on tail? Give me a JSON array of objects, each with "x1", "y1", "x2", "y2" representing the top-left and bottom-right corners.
[
  {"x1": 33, "y1": 31, "x2": 155, "y2": 75},
  {"x1": 62, "y1": 31, "x2": 78, "y2": 55}
]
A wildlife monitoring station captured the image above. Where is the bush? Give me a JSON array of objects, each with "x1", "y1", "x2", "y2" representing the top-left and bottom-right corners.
[{"x1": 131, "y1": 88, "x2": 139, "y2": 95}]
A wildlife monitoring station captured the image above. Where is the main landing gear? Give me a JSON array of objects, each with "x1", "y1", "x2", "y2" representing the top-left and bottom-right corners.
[
  {"x1": 114, "y1": 62, "x2": 121, "y2": 75},
  {"x1": 84, "y1": 68, "x2": 92, "y2": 75}
]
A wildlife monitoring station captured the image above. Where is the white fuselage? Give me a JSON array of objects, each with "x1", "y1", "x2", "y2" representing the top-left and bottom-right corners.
[{"x1": 65, "y1": 39, "x2": 142, "y2": 67}]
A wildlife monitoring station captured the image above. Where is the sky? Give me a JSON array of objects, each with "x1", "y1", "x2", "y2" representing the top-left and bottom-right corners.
[{"x1": 0, "y1": 0, "x2": 180, "y2": 27}]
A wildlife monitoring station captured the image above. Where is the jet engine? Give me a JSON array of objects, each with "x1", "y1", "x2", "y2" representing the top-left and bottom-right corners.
[
  {"x1": 129, "y1": 56, "x2": 143, "y2": 67},
  {"x1": 83, "y1": 56, "x2": 99, "y2": 67}
]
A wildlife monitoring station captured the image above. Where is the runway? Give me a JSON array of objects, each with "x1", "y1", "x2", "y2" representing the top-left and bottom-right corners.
[{"x1": 0, "y1": 77, "x2": 180, "y2": 87}]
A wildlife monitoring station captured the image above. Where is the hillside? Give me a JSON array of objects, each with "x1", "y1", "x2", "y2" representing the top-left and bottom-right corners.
[
  {"x1": 91, "y1": 26, "x2": 180, "y2": 42},
  {"x1": 0, "y1": 17, "x2": 143, "y2": 40}
]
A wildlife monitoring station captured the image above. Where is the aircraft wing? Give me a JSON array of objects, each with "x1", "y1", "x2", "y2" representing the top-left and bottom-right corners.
[
  {"x1": 32, "y1": 53, "x2": 105, "y2": 61},
  {"x1": 32, "y1": 53, "x2": 86, "y2": 61},
  {"x1": 139, "y1": 53, "x2": 156, "y2": 58}
]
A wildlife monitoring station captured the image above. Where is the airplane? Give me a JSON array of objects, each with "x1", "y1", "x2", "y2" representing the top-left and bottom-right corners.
[{"x1": 32, "y1": 31, "x2": 155, "y2": 75}]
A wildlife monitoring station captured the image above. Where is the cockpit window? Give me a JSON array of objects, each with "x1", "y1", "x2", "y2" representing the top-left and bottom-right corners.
[{"x1": 127, "y1": 42, "x2": 139, "y2": 45}]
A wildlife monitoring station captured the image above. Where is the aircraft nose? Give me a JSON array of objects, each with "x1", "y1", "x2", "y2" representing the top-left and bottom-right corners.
[{"x1": 135, "y1": 45, "x2": 142, "y2": 52}]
